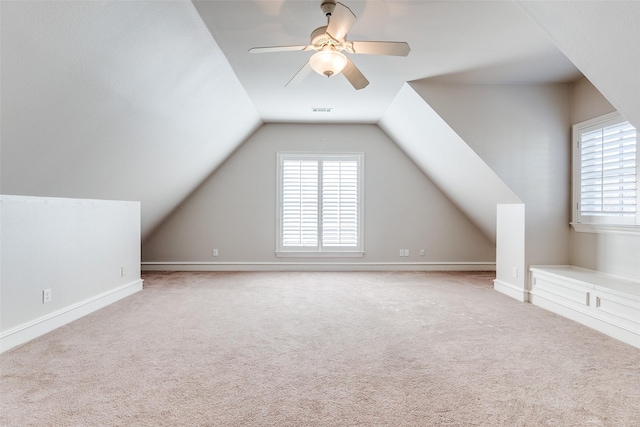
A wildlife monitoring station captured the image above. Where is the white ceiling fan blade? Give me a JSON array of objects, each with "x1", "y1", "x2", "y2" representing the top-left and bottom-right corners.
[
  {"x1": 350, "y1": 41, "x2": 410, "y2": 57},
  {"x1": 286, "y1": 61, "x2": 313, "y2": 88},
  {"x1": 249, "y1": 45, "x2": 310, "y2": 54},
  {"x1": 326, "y1": 2, "x2": 356, "y2": 41},
  {"x1": 342, "y1": 58, "x2": 369, "y2": 90}
]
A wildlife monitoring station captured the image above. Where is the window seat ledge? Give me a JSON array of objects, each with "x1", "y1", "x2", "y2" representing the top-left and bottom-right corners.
[{"x1": 530, "y1": 265, "x2": 640, "y2": 299}]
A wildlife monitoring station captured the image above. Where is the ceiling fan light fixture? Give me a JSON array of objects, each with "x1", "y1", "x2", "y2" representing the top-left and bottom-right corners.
[
  {"x1": 249, "y1": 1, "x2": 409, "y2": 90},
  {"x1": 309, "y1": 48, "x2": 347, "y2": 77}
]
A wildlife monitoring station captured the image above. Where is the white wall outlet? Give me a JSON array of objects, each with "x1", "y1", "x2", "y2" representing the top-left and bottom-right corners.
[
  {"x1": 512, "y1": 267, "x2": 518, "y2": 278},
  {"x1": 213, "y1": 248, "x2": 219, "y2": 257},
  {"x1": 43, "y1": 289, "x2": 52, "y2": 304},
  {"x1": 121, "y1": 267, "x2": 126, "y2": 277},
  {"x1": 399, "y1": 249, "x2": 404, "y2": 257},
  {"x1": 420, "y1": 249, "x2": 425, "y2": 256},
  {"x1": 405, "y1": 249, "x2": 410, "y2": 257}
]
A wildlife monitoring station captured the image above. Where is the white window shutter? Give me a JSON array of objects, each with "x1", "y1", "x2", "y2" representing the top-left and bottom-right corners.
[
  {"x1": 281, "y1": 160, "x2": 318, "y2": 247},
  {"x1": 277, "y1": 152, "x2": 363, "y2": 255},
  {"x1": 322, "y1": 160, "x2": 359, "y2": 247},
  {"x1": 580, "y1": 121, "x2": 637, "y2": 217}
]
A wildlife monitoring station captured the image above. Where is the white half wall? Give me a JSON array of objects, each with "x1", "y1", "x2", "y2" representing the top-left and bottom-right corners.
[
  {"x1": 494, "y1": 204, "x2": 527, "y2": 301},
  {"x1": 0, "y1": 195, "x2": 142, "y2": 352},
  {"x1": 142, "y1": 123, "x2": 496, "y2": 269}
]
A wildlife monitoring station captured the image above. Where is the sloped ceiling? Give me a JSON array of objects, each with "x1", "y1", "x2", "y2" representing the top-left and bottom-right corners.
[
  {"x1": 379, "y1": 83, "x2": 521, "y2": 243},
  {"x1": 516, "y1": 0, "x2": 640, "y2": 130},
  {"x1": 6, "y1": 1, "x2": 637, "y2": 245},
  {"x1": 0, "y1": 1, "x2": 261, "y2": 238}
]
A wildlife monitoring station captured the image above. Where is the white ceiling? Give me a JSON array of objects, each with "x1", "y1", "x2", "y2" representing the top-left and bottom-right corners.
[
  {"x1": 194, "y1": 0, "x2": 582, "y2": 123},
  {"x1": 12, "y1": 1, "x2": 639, "y2": 242}
]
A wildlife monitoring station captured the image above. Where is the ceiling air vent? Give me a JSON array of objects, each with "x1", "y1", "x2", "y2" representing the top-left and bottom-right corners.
[{"x1": 312, "y1": 107, "x2": 333, "y2": 113}]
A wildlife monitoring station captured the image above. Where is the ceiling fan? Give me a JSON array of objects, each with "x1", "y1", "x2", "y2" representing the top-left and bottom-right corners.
[{"x1": 249, "y1": 0, "x2": 410, "y2": 90}]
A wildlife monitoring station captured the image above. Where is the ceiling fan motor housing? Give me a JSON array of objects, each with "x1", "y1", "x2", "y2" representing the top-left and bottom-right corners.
[{"x1": 310, "y1": 26, "x2": 335, "y2": 47}]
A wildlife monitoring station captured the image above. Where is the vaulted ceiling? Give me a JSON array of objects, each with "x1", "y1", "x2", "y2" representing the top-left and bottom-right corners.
[
  {"x1": 193, "y1": 0, "x2": 581, "y2": 123},
  {"x1": 1, "y1": 1, "x2": 638, "y2": 240}
]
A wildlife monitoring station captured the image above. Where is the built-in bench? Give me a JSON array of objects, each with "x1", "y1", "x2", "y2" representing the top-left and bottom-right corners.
[{"x1": 529, "y1": 265, "x2": 640, "y2": 349}]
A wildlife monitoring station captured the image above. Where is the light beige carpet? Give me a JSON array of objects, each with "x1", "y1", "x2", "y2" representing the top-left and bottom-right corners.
[{"x1": 1, "y1": 271, "x2": 639, "y2": 426}]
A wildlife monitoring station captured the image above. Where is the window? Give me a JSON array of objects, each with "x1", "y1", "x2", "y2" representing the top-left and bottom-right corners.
[
  {"x1": 276, "y1": 152, "x2": 363, "y2": 256},
  {"x1": 572, "y1": 112, "x2": 638, "y2": 231}
]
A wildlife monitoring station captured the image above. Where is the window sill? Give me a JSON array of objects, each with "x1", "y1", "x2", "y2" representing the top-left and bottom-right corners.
[
  {"x1": 276, "y1": 251, "x2": 365, "y2": 258},
  {"x1": 570, "y1": 222, "x2": 640, "y2": 236}
]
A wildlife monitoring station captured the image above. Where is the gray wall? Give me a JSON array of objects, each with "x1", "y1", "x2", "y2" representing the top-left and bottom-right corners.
[
  {"x1": 142, "y1": 124, "x2": 495, "y2": 268},
  {"x1": 411, "y1": 83, "x2": 572, "y2": 291},
  {"x1": 570, "y1": 78, "x2": 640, "y2": 279}
]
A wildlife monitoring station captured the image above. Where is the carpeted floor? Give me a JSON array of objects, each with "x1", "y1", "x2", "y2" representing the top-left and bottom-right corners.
[{"x1": 1, "y1": 271, "x2": 639, "y2": 426}]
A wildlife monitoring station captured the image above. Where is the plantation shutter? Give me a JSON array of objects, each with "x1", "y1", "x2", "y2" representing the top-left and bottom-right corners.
[
  {"x1": 281, "y1": 159, "x2": 318, "y2": 247},
  {"x1": 322, "y1": 160, "x2": 359, "y2": 247},
  {"x1": 580, "y1": 121, "x2": 637, "y2": 217},
  {"x1": 277, "y1": 152, "x2": 363, "y2": 254}
]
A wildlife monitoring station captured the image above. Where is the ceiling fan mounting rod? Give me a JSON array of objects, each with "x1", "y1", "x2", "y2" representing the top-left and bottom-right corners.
[{"x1": 321, "y1": 1, "x2": 336, "y2": 17}]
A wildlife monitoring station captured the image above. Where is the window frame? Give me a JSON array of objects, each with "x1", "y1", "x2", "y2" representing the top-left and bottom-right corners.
[
  {"x1": 571, "y1": 112, "x2": 639, "y2": 234},
  {"x1": 276, "y1": 152, "x2": 364, "y2": 257}
]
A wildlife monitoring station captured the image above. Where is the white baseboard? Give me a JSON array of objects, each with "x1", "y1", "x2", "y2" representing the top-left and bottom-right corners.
[
  {"x1": 493, "y1": 279, "x2": 529, "y2": 302},
  {"x1": 141, "y1": 261, "x2": 496, "y2": 272},
  {"x1": 0, "y1": 279, "x2": 143, "y2": 353}
]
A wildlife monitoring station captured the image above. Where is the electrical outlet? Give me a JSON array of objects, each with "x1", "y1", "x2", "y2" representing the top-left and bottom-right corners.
[
  {"x1": 405, "y1": 249, "x2": 410, "y2": 257},
  {"x1": 512, "y1": 267, "x2": 518, "y2": 278},
  {"x1": 121, "y1": 267, "x2": 126, "y2": 277},
  {"x1": 43, "y1": 289, "x2": 52, "y2": 304},
  {"x1": 420, "y1": 249, "x2": 425, "y2": 256},
  {"x1": 399, "y1": 249, "x2": 404, "y2": 257},
  {"x1": 213, "y1": 248, "x2": 219, "y2": 257}
]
